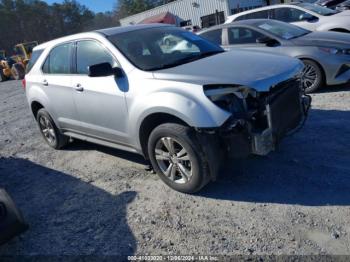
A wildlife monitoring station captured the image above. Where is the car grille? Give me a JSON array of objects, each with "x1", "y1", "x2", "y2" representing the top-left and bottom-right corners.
[{"x1": 267, "y1": 79, "x2": 303, "y2": 141}]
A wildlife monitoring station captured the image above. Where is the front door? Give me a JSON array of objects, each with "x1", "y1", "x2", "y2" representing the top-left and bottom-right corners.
[
  {"x1": 224, "y1": 27, "x2": 281, "y2": 53},
  {"x1": 72, "y1": 40, "x2": 129, "y2": 144}
]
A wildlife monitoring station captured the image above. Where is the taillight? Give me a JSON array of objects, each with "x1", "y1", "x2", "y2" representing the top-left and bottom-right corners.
[{"x1": 22, "y1": 78, "x2": 26, "y2": 90}]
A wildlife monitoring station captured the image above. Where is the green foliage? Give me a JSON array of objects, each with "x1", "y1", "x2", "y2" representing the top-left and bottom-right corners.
[
  {"x1": 0, "y1": 0, "x2": 181, "y2": 54},
  {"x1": 0, "y1": 0, "x2": 116, "y2": 53}
]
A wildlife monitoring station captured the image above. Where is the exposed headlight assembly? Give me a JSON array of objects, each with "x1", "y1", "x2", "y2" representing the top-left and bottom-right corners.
[
  {"x1": 203, "y1": 85, "x2": 257, "y2": 112},
  {"x1": 318, "y1": 47, "x2": 350, "y2": 55}
]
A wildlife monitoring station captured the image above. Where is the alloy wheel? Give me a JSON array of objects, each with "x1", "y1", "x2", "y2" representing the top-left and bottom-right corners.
[
  {"x1": 155, "y1": 137, "x2": 192, "y2": 184},
  {"x1": 39, "y1": 115, "x2": 56, "y2": 144},
  {"x1": 301, "y1": 63, "x2": 318, "y2": 91}
]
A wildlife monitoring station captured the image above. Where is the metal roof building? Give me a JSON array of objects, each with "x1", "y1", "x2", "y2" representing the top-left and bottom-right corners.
[{"x1": 120, "y1": 0, "x2": 282, "y2": 28}]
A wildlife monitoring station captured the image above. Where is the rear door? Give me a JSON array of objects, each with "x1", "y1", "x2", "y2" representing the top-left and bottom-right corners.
[
  {"x1": 40, "y1": 42, "x2": 79, "y2": 131},
  {"x1": 71, "y1": 40, "x2": 129, "y2": 144}
]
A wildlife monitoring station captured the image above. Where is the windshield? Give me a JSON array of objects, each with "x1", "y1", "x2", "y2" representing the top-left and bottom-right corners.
[
  {"x1": 256, "y1": 20, "x2": 311, "y2": 40},
  {"x1": 296, "y1": 3, "x2": 338, "y2": 16},
  {"x1": 108, "y1": 27, "x2": 224, "y2": 71}
]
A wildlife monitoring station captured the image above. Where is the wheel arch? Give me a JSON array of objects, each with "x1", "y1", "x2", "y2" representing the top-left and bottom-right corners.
[
  {"x1": 129, "y1": 91, "x2": 230, "y2": 156},
  {"x1": 138, "y1": 112, "x2": 189, "y2": 159},
  {"x1": 31, "y1": 100, "x2": 44, "y2": 118},
  {"x1": 296, "y1": 56, "x2": 327, "y2": 82}
]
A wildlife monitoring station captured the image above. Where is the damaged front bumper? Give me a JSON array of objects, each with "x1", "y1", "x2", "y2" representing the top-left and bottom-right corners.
[
  {"x1": 251, "y1": 93, "x2": 311, "y2": 156},
  {"x1": 199, "y1": 78, "x2": 312, "y2": 158}
]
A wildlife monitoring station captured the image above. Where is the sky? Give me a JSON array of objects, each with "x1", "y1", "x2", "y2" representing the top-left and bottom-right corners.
[{"x1": 44, "y1": 0, "x2": 116, "y2": 13}]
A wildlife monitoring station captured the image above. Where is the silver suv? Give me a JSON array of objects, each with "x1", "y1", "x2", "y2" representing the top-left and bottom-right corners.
[{"x1": 25, "y1": 24, "x2": 311, "y2": 193}]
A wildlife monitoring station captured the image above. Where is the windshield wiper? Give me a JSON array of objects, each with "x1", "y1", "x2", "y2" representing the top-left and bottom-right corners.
[
  {"x1": 198, "y1": 50, "x2": 224, "y2": 58},
  {"x1": 290, "y1": 31, "x2": 311, "y2": 39}
]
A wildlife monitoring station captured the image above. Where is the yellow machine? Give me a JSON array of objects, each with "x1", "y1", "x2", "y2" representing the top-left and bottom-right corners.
[
  {"x1": 0, "y1": 50, "x2": 12, "y2": 82},
  {"x1": 11, "y1": 41, "x2": 38, "y2": 80},
  {"x1": 0, "y1": 41, "x2": 38, "y2": 82}
]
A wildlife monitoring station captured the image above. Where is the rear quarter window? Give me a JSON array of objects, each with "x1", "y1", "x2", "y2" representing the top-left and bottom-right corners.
[{"x1": 26, "y1": 49, "x2": 44, "y2": 74}]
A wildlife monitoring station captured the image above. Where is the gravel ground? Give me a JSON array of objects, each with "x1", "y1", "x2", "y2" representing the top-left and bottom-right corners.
[{"x1": 0, "y1": 80, "x2": 350, "y2": 256}]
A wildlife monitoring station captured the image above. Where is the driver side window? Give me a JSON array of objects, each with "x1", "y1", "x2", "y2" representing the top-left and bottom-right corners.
[
  {"x1": 76, "y1": 40, "x2": 117, "y2": 75},
  {"x1": 228, "y1": 27, "x2": 264, "y2": 45}
]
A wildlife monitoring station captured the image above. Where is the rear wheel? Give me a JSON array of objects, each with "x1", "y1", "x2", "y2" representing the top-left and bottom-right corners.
[
  {"x1": 148, "y1": 123, "x2": 211, "y2": 193},
  {"x1": 36, "y1": 109, "x2": 69, "y2": 149},
  {"x1": 301, "y1": 59, "x2": 324, "y2": 93},
  {"x1": 11, "y1": 63, "x2": 25, "y2": 80}
]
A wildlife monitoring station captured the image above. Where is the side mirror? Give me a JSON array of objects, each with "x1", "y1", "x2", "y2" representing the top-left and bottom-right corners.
[
  {"x1": 299, "y1": 13, "x2": 318, "y2": 22},
  {"x1": 88, "y1": 63, "x2": 123, "y2": 78},
  {"x1": 256, "y1": 36, "x2": 279, "y2": 46}
]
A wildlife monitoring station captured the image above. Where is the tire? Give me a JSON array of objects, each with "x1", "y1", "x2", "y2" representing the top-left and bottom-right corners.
[
  {"x1": 148, "y1": 123, "x2": 211, "y2": 194},
  {"x1": 301, "y1": 59, "x2": 324, "y2": 93},
  {"x1": 36, "y1": 109, "x2": 69, "y2": 149},
  {"x1": 11, "y1": 63, "x2": 25, "y2": 80}
]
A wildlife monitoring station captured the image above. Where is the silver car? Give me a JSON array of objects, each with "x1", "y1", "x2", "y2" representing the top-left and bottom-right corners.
[
  {"x1": 199, "y1": 19, "x2": 350, "y2": 93},
  {"x1": 25, "y1": 24, "x2": 311, "y2": 193}
]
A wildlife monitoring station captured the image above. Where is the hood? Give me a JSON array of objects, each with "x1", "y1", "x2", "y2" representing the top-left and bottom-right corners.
[
  {"x1": 292, "y1": 31, "x2": 350, "y2": 48},
  {"x1": 153, "y1": 50, "x2": 303, "y2": 92}
]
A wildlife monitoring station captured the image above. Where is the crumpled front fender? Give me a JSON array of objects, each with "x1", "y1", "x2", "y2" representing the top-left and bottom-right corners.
[{"x1": 128, "y1": 89, "x2": 231, "y2": 149}]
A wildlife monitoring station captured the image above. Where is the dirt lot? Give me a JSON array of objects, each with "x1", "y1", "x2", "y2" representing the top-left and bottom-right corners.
[{"x1": 0, "y1": 80, "x2": 350, "y2": 256}]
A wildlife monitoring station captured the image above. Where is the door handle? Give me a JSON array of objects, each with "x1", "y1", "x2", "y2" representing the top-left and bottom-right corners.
[
  {"x1": 74, "y1": 84, "x2": 84, "y2": 92},
  {"x1": 42, "y1": 80, "x2": 48, "y2": 86}
]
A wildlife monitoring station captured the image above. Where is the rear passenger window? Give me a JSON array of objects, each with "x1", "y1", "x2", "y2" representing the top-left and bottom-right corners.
[
  {"x1": 200, "y1": 29, "x2": 223, "y2": 45},
  {"x1": 76, "y1": 40, "x2": 116, "y2": 75},
  {"x1": 42, "y1": 43, "x2": 73, "y2": 74}
]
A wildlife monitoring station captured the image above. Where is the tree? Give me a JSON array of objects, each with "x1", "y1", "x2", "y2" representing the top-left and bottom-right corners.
[{"x1": 0, "y1": 0, "x2": 116, "y2": 54}]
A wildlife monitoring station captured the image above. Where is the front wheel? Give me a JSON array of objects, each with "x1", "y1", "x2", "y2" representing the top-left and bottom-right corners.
[
  {"x1": 301, "y1": 59, "x2": 324, "y2": 93},
  {"x1": 148, "y1": 123, "x2": 211, "y2": 194}
]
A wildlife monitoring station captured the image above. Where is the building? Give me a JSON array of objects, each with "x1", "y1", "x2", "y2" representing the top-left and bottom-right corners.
[{"x1": 120, "y1": 0, "x2": 289, "y2": 28}]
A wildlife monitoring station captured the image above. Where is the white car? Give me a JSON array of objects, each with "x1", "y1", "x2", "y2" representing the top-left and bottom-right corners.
[
  {"x1": 225, "y1": 2, "x2": 350, "y2": 33},
  {"x1": 24, "y1": 24, "x2": 310, "y2": 193}
]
